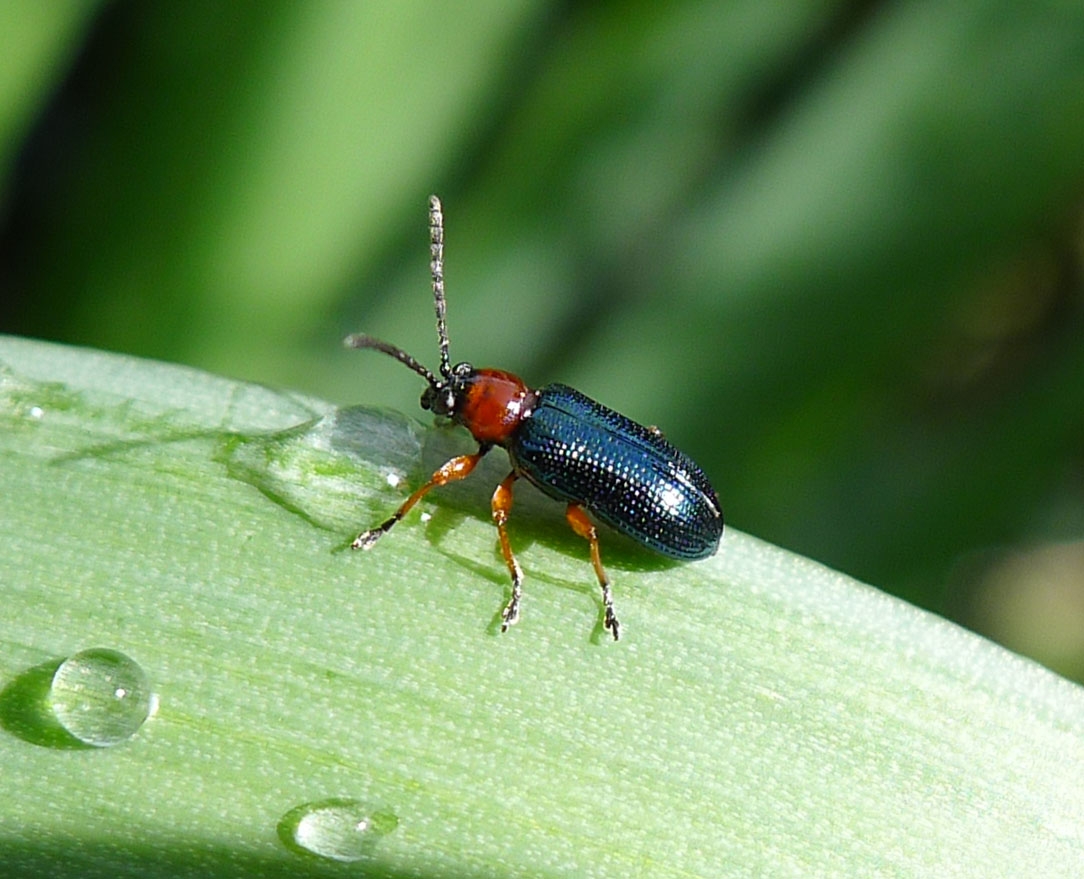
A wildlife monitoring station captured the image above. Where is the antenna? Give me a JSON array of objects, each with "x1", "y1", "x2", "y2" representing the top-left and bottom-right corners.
[
  {"x1": 429, "y1": 195, "x2": 451, "y2": 380},
  {"x1": 343, "y1": 333, "x2": 437, "y2": 386}
]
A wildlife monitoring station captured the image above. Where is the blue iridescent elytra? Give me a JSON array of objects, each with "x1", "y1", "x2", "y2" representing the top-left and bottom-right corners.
[
  {"x1": 347, "y1": 195, "x2": 724, "y2": 640},
  {"x1": 510, "y1": 384, "x2": 722, "y2": 560}
]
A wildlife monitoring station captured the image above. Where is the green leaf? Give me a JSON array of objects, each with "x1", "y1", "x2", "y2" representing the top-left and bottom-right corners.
[{"x1": 2, "y1": 334, "x2": 1083, "y2": 878}]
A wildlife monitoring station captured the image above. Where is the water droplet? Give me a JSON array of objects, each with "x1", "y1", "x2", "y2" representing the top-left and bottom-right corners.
[
  {"x1": 223, "y1": 406, "x2": 423, "y2": 532},
  {"x1": 28, "y1": 405, "x2": 43, "y2": 419},
  {"x1": 279, "y1": 798, "x2": 398, "y2": 862},
  {"x1": 49, "y1": 648, "x2": 153, "y2": 747}
]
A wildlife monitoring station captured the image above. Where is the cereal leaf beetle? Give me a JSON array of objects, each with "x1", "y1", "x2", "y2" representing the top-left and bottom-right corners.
[{"x1": 345, "y1": 196, "x2": 722, "y2": 639}]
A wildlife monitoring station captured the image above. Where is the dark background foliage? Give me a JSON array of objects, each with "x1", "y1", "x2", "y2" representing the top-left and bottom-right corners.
[{"x1": 3, "y1": 1, "x2": 1083, "y2": 678}]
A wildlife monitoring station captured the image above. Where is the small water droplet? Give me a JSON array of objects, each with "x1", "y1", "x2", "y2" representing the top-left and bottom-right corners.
[
  {"x1": 28, "y1": 405, "x2": 44, "y2": 419},
  {"x1": 279, "y1": 798, "x2": 398, "y2": 862},
  {"x1": 419, "y1": 511, "x2": 432, "y2": 523},
  {"x1": 49, "y1": 648, "x2": 153, "y2": 747}
]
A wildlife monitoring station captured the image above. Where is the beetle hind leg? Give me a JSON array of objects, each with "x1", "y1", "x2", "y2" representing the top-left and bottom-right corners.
[
  {"x1": 565, "y1": 503, "x2": 620, "y2": 641},
  {"x1": 491, "y1": 471, "x2": 523, "y2": 631}
]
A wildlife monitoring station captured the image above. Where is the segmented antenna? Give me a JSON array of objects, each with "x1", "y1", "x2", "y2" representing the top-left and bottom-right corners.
[
  {"x1": 429, "y1": 195, "x2": 451, "y2": 380},
  {"x1": 343, "y1": 333, "x2": 437, "y2": 386}
]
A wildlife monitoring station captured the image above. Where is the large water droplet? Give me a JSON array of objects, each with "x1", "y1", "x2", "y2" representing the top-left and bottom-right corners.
[
  {"x1": 279, "y1": 798, "x2": 399, "y2": 862},
  {"x1": 49, "y1": 648, "x2": 154, "y2": 747},
  {"x1": 223, "y1": 406, "x2": 424, "y2": 532}
]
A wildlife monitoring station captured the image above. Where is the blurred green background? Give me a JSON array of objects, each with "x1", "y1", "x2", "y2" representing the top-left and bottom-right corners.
[{"x1": 2, "y1": 1, "x2": 1083, "y2": 679}]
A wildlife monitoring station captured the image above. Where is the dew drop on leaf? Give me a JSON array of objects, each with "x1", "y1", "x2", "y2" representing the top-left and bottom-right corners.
[
  {"x1": 279, "y1": 798, "x2": 399, "y2": 862},
  {"x1": 49, "y1": 648, "x2": 154, "y2": 747}
]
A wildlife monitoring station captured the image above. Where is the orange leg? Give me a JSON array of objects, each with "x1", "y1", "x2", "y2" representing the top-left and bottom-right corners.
[
  {"x1": 565, "y1": 503, "x2": 620, "y2": 640},
  {"x1": 491, "y1": 471, "x2": 523, "y2": 631},
  {"x1": 352, "y1": 450, "x2": 486, "y2": 550}
]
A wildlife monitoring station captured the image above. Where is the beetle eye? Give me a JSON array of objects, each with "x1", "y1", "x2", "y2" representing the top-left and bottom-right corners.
[
  {"x1": 452, "y1": 361, "x2": 474, "y2": 378},
  {"x1": 420, "y1": 384, "x2": 442, "y2": 412},
  {"x1": 419, "y1": 382, "x2": 458, "y2": 416}
]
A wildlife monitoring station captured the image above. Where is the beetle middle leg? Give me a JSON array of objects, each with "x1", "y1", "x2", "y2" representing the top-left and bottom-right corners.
[
  {"x1": 565, "y1": 503, "x2": 620, "y2": 641},
  {"x1": 352, "y1": 448, "x2": 487, "y2": 550},
  {"x1": 491, "y1": 471, "x2": 523, "y2": 631}
]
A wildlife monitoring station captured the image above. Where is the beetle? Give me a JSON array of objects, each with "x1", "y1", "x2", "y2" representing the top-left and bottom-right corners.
[{"x1": 345, "y1": 195, "x2": 722, "y2": 639}]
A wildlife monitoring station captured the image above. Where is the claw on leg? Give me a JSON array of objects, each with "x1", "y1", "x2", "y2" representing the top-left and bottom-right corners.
[
  {"x1": 352, "y1": 522, "x2": 390, "y2": 550},
  {"x1": 500, "y1": 584, "x2": 521, "y2": 631},
  {"x1": 602, "y1": 587, "x2": 621, "y2": 641}
]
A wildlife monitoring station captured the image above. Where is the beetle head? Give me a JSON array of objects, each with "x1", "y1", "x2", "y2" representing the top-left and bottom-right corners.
[{"x1": 420, "y1": 361, "x2": 474, "y2": 417}]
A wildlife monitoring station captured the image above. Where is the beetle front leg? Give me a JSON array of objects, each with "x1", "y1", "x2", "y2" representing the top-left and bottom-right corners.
[
  {"x1": 565, "y1": 503, "x2": 620, "y2": 640},
  {"x1": 353, "y1": 448, "x2": 487, "y2": 550},
  {"x1": 491, "y1": 471, "x2": 523, "y2": 631}
]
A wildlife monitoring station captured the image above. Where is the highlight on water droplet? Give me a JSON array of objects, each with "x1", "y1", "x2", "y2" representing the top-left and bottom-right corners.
[
  {"x1": 278, "y1": 798, "x2": 399, "y2": 862},
  {"x1": 48, "y1": 648, "x2": 154, "y2": 747}
]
